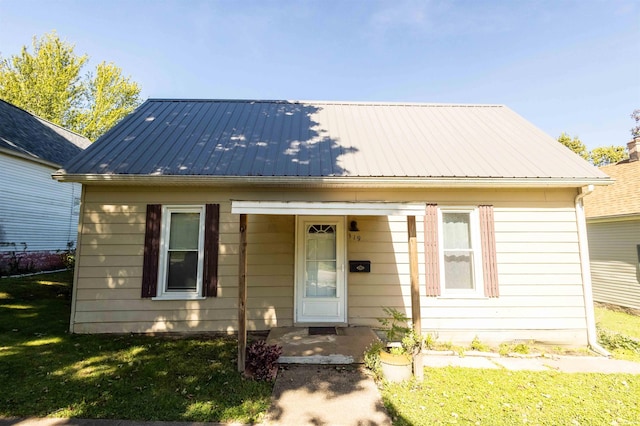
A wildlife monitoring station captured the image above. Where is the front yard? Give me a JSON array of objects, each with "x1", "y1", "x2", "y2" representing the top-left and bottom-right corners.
[
  {"x1": 2, "y1": 272, "x2": 639, "y2": 424},
  {"x1": 0, "y1": 271, "x2": 272, "y2": 422}
]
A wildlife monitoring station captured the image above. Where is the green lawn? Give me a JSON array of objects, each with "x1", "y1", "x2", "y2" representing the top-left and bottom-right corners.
[
  {"x1": 382, "y1": 367, "x2": 640, "y2": 425},
  {"x1": 595, "y1": 304, "x2": 640, "y2": 362},
  {"x1": 595, "y1": 305, "x2": 640, "y2": 339},
  {"x1": 0, "y1": 271, "x2": 272, "y2": 422},
  {"x1": 382, "y1": 305, "x2": 640, "y2": 425}
]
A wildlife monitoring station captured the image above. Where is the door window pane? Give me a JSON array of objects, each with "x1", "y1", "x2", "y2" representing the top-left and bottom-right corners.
[{"x1": 305, "y1": 224, "x2": 337, "y2": 297}]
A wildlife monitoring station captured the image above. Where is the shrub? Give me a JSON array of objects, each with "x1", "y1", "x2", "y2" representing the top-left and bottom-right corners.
[
  {"x1": 469, "y1": 336, "x2": 489, "y2": 352},
  {"x1": 245, "y1": 340, "x2": 282, "y2": 381},
  {"x1": 363, "y1": 340, "x2": 384, "y2": 379},
  {"x1": 598, "y1": 329, "x2": 640, "y2": 353}
]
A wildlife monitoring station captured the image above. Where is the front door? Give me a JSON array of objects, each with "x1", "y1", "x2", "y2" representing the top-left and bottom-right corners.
[{"x1": 295, "y1": 216, "x2": 346, "y2": 323}]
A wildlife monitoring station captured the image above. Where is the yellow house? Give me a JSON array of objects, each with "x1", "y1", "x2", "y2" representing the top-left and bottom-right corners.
[{"x1": 53, "y1": 99, "x2": 611, "y2": 355}]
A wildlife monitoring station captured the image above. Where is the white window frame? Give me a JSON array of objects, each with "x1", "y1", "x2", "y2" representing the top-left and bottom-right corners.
[
  {"x1": 437, "y1": 206, "x2": 485, "y2": 298},
  {"x1": 153, "y1": 205, "x2": 206, "y2": 300}
]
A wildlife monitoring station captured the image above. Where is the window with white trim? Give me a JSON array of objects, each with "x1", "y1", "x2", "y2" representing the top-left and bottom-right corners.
[
  {"x1": 156, "y1": 205, "x2": 206, "y2": 299},
  {"x1": 438, "y1": 208, "x2": 484, "y2": 296}
]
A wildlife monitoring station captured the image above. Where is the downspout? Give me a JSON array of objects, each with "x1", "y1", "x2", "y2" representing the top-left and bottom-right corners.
[{"x1": 575, "y1": 185, "x2": 610, "y2": 357}]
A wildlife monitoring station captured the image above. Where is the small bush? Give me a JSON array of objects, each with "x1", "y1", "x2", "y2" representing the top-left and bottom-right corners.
[
  {"x1": 469, "y1": 336, "x2": 489, "y2": 352},
  {"x1": 245, "y1": 340, "x2": 282, "y2": 381},
  {"x1": 363, "y1": 340, "x2": 384, "y2": 379},
  {"x1": 598, "y1": 329, "x2": 640, "y2": 353}
]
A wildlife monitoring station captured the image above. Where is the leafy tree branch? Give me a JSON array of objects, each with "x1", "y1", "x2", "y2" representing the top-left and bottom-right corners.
[{"x1": 0, "y1": 31, "x2": 141, "y2": 141}]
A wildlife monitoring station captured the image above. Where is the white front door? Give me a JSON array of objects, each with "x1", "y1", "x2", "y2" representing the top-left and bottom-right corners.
[{"x1": 295, "y1": 216, "x2": 346, "y2": 323}]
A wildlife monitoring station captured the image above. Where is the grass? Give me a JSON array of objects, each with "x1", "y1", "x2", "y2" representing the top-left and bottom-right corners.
[
  {"x1": 595, "y1": 305, "x2": 640, "y2": 340},
  {"x1": 382, "y1": 367, "x2": 640, "y2": 425},
  {"x1": 0, "y1": 271, "x2": 272, "y2": 422},
  {"x1": 595, "y1": 304, "x2": 640, "y2": 362},
  {"x1": 381, "y1": 304, "x2": 640, "y2": 425}
]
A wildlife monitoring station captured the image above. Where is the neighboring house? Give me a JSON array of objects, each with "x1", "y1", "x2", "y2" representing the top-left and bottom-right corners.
[
  {"x1": 584, "y1": 137, "x2": 640, "y2": 311},
  {"x1": 54, "y1": 99, "x2": 611, "y2": 353},
  {"x1": 0, "y1": 99, "x2": 90, "y2": 275}
]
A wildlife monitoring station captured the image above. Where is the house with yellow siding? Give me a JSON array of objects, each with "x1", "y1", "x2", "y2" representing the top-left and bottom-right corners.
[{"x1": 53, "y1": 99, "x2": 611, "y2": 353}]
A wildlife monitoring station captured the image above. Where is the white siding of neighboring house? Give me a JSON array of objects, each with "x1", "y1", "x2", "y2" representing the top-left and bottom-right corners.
[
  {"x1": 0, "y1": 153, "x2": 80, "y2": 254},
  {"x1": 71, "y1": 186, "x2": 589, "y2": 346},
  {"x1": 587, "y1": 218, "x2": 640, "y2": 310}
]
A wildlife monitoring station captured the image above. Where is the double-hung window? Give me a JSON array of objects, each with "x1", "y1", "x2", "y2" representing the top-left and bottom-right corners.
[
  {"x1": 439, "y1": 208, "x2": 484, "y2": 296},
  {"x1": 156, "y1": 205, "x2": 206, "y2": 299}
]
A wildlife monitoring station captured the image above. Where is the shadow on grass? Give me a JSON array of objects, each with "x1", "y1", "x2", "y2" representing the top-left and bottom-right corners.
[{"x1": 0, "y1": 272, "x2": 272, "y2": 423}]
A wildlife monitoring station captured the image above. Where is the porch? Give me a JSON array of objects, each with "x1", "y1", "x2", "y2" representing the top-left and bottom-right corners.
[{"x1": 266, "y1": 326, "x2": 380, "y2": 364}]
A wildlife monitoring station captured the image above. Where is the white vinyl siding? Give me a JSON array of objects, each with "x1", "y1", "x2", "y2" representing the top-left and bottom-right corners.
[
  {"x1": 0, "y1": 154, "x2": 80, "y2": 252},
  {"x1": 71, "y1": 187, "x2": 588, "y2": 346},
  {"x1": 587, "y1": 219, "x2": 640, "y2": 310}
]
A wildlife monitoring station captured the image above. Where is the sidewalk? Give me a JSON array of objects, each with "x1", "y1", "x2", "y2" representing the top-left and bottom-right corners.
[{"x1": 421, "y1": 352, "x2": 640, "y2": 374}]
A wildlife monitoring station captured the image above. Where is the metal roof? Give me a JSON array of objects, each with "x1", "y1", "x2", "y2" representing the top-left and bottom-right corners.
[
  {"x1": 59, "y1": 99, "x2": 609, "y2": 184},
  {"x1": 0, "y1": 99, "x2": 90, "y2": 166}
]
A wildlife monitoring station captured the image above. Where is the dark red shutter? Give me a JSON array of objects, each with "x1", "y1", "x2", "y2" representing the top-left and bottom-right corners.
[
  {"x1": 424, "y1": 204, "x2": 441, "y2": 297},
  {"x1": 479, "y1": 205, "x2": 499, "y2": 298},
  {"x1": 203, "y1": 204, "x2": 220, "y2": 297},
  {"x1": 141, "y1": 204, "x2": 161, "y2": 298}
]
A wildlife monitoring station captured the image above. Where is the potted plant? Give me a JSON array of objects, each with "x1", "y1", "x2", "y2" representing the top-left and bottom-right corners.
[{"x1": 365, "y1": 307, "x2": 425, "y2": 382}]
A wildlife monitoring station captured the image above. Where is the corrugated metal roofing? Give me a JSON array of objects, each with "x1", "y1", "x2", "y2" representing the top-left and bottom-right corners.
[
  {"x1": 0, "y1": 99, "x2": 90, "y2": 166},
  {"x1": 61, "y1": 99, "x2": 609, "y2": 181}
]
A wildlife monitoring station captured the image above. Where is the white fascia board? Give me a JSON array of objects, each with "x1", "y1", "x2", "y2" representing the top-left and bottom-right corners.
[
  {"x1": 231, "y1": 200, "x2": 426, "y2": 216},
  {"x1": 51, "y1": 173, "x2": 614, "y2": 188}
]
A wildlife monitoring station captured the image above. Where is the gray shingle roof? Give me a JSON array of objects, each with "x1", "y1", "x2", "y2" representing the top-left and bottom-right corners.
[
  {"x1": 0, "y1": 99, "x2": 90, "y2": 166},
  {"x1": 60, "y1": 99, "x2": 608, "y2": 182}
]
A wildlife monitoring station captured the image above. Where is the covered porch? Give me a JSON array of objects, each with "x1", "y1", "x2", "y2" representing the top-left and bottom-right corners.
[
  {"x1": 266, "y1": 326, "x2": 380, "y2": 364},
  {"x1": 232, "y1": 200, "x2": 425, "y2": 372}
]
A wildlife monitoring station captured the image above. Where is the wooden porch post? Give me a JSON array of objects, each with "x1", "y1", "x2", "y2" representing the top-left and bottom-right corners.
[
  {"x1": 238, "y1": 214, "x2": 248, "y2": 372},
  {"x1": 407, "y1": 216, "x2": 423, "y2": 381}
]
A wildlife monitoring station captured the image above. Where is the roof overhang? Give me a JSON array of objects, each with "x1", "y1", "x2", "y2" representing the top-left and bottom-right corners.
[
  {"x1": 51, "y1": 173, "x2": 614, "y2": 189},
  {"x1": 2, "y1": 147, "x2": 61, "y2": 169},
  {"x1": 232, "y1": 200, "x2": 427, "y2": 216},
  {"x1": 586, "y1": 214, "x2": 640, "y2": 224}
]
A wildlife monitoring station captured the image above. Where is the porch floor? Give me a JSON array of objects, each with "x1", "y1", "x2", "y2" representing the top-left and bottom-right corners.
[{"x1": 266, "y1": 326, "x2": 379, "y2": 364}]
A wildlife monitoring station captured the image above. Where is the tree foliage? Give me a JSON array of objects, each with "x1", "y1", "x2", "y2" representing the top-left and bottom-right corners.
[
  {"x1": 590, "y1": 145, "x2": 628, "y2": 166},
  {"x1": 631, "y1": 109, "x2": 640, "y2": 138},
  {"x1": 557, "y1": 133, "x2": 628, "y2": 166},
  {"x1": 0, "y1": 31, "x2": 141, "y2": 141},
  {"x1": 558, "y1": 132, "x2": 589, "y2": 160}
]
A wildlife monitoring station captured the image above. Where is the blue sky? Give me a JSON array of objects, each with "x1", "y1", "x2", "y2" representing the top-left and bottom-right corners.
[{"x1": 0, "y1": 0, "x2": 638, "y2": 149}]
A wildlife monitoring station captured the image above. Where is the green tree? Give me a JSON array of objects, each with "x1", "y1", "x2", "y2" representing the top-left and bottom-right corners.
[
  {"x1": 590, "y1": 145, "x2": 628, "y2": 166},
  {"x1": 0, "y1": 31, "x2": 141, "y2": 141},
  {"x1": 557, "y1": 132, "x2": 628, "y2": 166},
  {"x1": 71, "y1": 62, "x2": 142, "y2": 141},
  {"x1": 558, "y1": 132, "x2": 589, "y2": 160}
]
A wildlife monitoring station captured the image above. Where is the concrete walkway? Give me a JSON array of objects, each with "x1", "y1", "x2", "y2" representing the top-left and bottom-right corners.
[
  {"x1": 422, "y1": 353, "x2": 640, "y2": 374},
  {"x1": 263, "y1": 365, "x2": 391, "y2": 426}
]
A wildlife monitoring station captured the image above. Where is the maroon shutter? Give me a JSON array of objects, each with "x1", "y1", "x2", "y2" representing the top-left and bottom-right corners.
[
  {"x1": 479, "y1": 205, "x2": 499, "y2": 298},
  {"x1": 203, "y1": 204, "x2": 220, "y2": 297},
  {"x1": 424, "y1": 204, "x2": 441, "y2": 297},
  {"x1": 141, "y1": 204, "x2": 161, "y2": 298}
]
